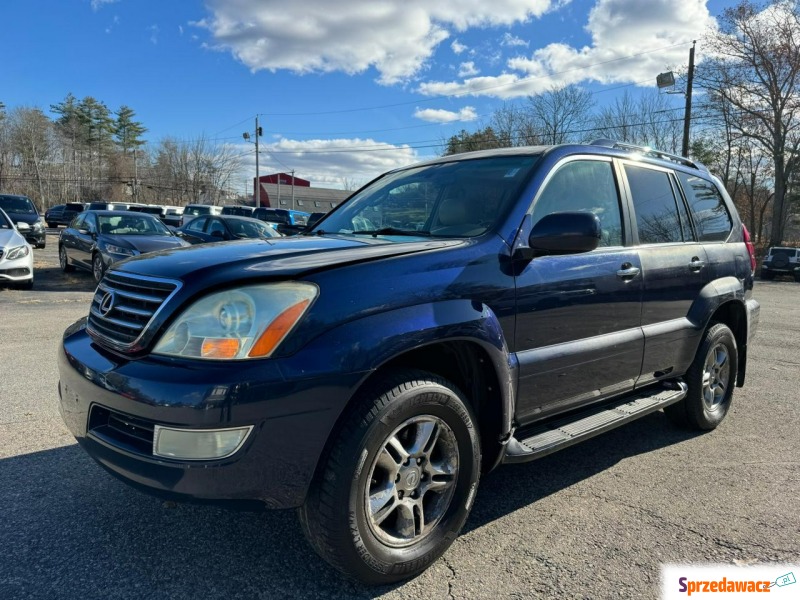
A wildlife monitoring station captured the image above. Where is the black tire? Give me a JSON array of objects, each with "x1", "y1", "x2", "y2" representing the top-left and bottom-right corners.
[
  {"x1": 298, "y1": 369, "x2": 481, "y2": 584},
  {"x1": 794, "y1": 271, "x2": 800, "y2": 283},
  {"x1": 664, "y1": 323, "x2": 738, "y2": 430},
  {"x1": 760, "y1": 270, "x2": 774, "y2": 280},
  {"x1": 47, "y1": 222, "x2": 57, "y2": 229},
  {"x1": 92, "y1": 253, "x2": 105, "y2": 283},
  {"x1": 36, "y1": 242, "x2": 46, "y2": 249},
  {"x1": 59, "y1": 245, "x2": 74, "y2": 273}
]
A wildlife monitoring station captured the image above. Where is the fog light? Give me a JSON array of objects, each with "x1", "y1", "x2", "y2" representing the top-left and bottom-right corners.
[{"x1": 153, "y1": 425, "x2": 253, "y2": 460}]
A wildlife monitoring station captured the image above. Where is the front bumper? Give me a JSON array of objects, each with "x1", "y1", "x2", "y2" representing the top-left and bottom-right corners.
[
  {"x1": 58, "y1": 318, "x2": 365, "y2": 509},
  {"x1": 24, "y1": 230, "x2": 46, "y2": 247}
]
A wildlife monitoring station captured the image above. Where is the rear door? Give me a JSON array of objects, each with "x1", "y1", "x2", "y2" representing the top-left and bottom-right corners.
[
  {"x1": 620, "y1": 162, "x2": 710, "y2": 387},
  {"x1": 514, "y1": 156, "x2": 644, "y2": 423}
]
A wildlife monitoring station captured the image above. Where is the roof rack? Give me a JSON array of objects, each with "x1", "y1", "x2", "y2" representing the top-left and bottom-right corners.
[{"x1": 589, "y1": 139, "x2": 708, "y2": 172}]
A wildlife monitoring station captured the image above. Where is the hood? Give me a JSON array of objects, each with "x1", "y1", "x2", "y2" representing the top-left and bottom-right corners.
[
  {"x1": 0, "y1": 227, "x2": 27, "y2": 249},
  {"x1": 115, "y1": 234, "x2": 465, "y2": 281},
  {"x1": 5, "y1": 212, "x2": 40, "y2": 225}
]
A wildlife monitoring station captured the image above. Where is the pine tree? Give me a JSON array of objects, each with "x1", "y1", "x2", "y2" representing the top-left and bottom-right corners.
[{"x1": 114, "y1": 105, "x2": 147, "y2": 154}]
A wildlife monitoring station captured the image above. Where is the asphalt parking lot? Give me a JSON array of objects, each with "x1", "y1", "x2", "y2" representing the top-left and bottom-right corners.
[{"x1": 1, "y1": 234, "x2": 798, "y2": 599}]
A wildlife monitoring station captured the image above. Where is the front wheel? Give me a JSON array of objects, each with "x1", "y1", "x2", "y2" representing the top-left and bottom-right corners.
[
  {"x1": 299, "y1": 369, "x2": 481, "y2": 584},
  {"x1": 92, "y1": 253, "x2": 105, "y2": 283},
  {"x1": 664, "y1": 323, "x2": 738, "y2": 430}
]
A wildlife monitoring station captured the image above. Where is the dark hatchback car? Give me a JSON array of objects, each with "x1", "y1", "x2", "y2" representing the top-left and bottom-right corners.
[
  {"x1": 59, "y1": 141, "x2": 759, "y2": 584},
  {"x1": 59, "y1": 210, "x2": 189, "y2": 282},
  {"x1": 178, "y1": 214, "x2": 281, "y2": 244},
  {"x1": 48, "y1": 202, "x2": 86, "y2": 228},
  {"x1": 0, "y1": 194, "x2": 46, "y2": 248}
]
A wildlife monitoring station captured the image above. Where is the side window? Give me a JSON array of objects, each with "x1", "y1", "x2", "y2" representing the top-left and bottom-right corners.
[
  {"x1": 71, "y1": 213, "x2": 86, "y2": 230},
  {"x1": 671, "y1": 174, "x2": 695, "y2": 242},
  {"x1": 625, "y1": 165, "x2": 683, "y2": 244},
  {"x1": 208, "y1": 219, "x2": 226, "y2": 236},
  {"x1": 532, "y1": 160, "x2": 623, "y2": 247},
  {"x1": 84, "y1": 213, "x2": 97, "y2": 234},
  {"x1": 677, "y1": 173, "x2": 733, "y2": 242},
  {"x1": 186, "y1": 217, "x2": 207, "y2": 232}
]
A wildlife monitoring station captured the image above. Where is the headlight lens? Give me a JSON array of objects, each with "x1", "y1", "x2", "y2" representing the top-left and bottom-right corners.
[
  {"x1": 6, "y1": 245, "x2": 30, "y2": 260},
  {"x1": 106, "y1": 244, "x2": 137, "y2": 256},
  {"x1": 33, "y1": 220, "x2": 44, "y2": 231},
  {"x1": 153, "y1": 283, "x2": 317, "y2": 360}
]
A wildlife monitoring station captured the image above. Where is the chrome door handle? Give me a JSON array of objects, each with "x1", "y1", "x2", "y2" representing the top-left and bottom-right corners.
[
  {"x1": 616, "y1": 265, "x2": 641, "y2": 279},
  {"x1": 689, "y1": 258, "x2": 705, "y2": 271}
]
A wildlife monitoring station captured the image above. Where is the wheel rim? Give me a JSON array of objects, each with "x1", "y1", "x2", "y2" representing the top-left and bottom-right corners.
[
  {"x1": 93, "y1": 256, "x2": 103, "y2": 281},
  {"x1": 59, "y1": 247, "x2": 67, "y2": 269},
  {"x1": 364, "y1": 415, "x2": 459, "y2": 548},
  {"x1": 702, "y1": 343, "x2": 730, "y2": 411}
]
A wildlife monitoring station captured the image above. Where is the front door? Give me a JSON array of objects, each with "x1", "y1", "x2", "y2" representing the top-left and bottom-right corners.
[{"x1": 514, "y1": 157, "x2": 643, "y2": 424}]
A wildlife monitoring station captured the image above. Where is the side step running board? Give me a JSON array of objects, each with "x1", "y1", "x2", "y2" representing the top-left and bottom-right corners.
[{"x1": 503, "y1": 381, "x2": 688, "y2": 464}]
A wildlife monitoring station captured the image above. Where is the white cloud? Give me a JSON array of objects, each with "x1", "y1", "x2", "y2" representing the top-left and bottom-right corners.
[
  {"x1": 419, "y1": 0, "x2": 716, "y2": 99},
  {"x1": 198, "y1": 0, "x2": 557, "y2": 84},
  {"x1": 91, "y1": 0, "x2": 118, "y2": 10},
  {"x1": 413, "y1": 106, "x2": 478, "y2": 123},
  {"x1": 148, "y1": 24, "x2": 159, "y2": 45},
  {"x1": 238, "y1": 138, "x2": 423, "y2": 188},
  {"x1": 178, "y1": 25, "x2": 184, "y2": 36},
  {"x1": 451, "y1": 39, "x2": 468, "y2": 54},
  {"x1": 458, "y1": 61, "x2": 480, "y2": 77},
  {"x1": 501, "y1": 32, "x2": 529, "y2": 47}
]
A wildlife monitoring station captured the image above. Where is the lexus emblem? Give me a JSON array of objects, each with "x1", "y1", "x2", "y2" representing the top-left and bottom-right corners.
[
  {"x1": 99, "y1": 291, "x2": 115, "y2": 316},
  {"x1": 405, "y1": 471, "x2": 419, "y2": 487}
]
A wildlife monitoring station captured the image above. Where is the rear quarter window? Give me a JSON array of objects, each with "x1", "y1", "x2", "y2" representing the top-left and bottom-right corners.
[{"x1": 677, "y1": 173, "x2": 732, "y2": 242}]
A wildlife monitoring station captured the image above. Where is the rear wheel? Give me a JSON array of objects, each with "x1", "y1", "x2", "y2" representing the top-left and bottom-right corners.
[
  {"x1": 664, "y1": 323, "x2": 738, "y2": 430},
  {"x1": 794, "y1": 271, "x2": 800, "y2": 283},
  {"x1": 299, "y1": 369, "x2": 481, "y2": 584},
  {"x1": 59, "y1": 245, "x2": 74, "y2": 273},
  {"x1": 760, "y1": 270, "x2": 774, "y2": 280}
]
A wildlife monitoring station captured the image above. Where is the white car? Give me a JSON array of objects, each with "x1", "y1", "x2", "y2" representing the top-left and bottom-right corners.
[{"x1": 0, "y1": 207, "x2": 34, "y2": 289}]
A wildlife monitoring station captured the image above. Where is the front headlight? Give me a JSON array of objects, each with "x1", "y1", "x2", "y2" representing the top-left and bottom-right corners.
[
  {"x1": 33, "y1": 220, "x2": 44, "y2": 231},
  {"x1": 106, "y1": 244, "x2": 137, "y2": 256},
  {"x1": 6, "y1": 245, "x2": 30, "y2": 260},
  {"x1": 153, "y1": 283, "x2": 317, "y2": 360}
]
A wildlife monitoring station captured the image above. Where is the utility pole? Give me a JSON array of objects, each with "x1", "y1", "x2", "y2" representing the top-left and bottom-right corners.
[
  {"x1": 254, "y1": 115, "x2": 260, "y2": 206},
  {"x1": 291, "y1": 170, "x2": 295, "y2": 210},
  {"x1": 681, "y1": 41, "x2": 696, "y2": 158},
  {"x1": 133, "y1": 148, "x2": 139, "y2": 202}
]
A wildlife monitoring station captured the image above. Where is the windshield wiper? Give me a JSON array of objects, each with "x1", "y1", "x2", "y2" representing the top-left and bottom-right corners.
[{"x1": 354, "y1": 227, "x2": 431, "y2": 237}]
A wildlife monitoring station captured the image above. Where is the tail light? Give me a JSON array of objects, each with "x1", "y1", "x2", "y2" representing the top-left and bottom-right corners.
[{"x1": 742, "y1": 225, "x2": 756, "y2": 275}]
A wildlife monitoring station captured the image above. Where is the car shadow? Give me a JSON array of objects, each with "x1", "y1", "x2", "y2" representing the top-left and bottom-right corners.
[{"x1": 0, "y1": 413, "x2": 698, "y2": 599}]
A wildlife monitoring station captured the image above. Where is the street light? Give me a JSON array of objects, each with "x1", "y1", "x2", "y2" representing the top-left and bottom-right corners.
[{"x1": 655, "y1": 41, "x2": 696, "y2": 158}]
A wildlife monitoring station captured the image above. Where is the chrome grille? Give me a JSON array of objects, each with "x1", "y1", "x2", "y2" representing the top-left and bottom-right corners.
[{"x1": 87, "y1": 271, "x2": 181, "y2": 351}]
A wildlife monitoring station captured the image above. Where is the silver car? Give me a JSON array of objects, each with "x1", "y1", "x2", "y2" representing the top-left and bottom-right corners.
[{"x1": 0, "y1": 207, "x2": 34, "y2": 289}]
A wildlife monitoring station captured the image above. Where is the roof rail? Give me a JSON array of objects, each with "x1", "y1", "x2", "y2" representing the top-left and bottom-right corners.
[{"x1": 589, "y1": 139, "x2": 708, "y2": 172}]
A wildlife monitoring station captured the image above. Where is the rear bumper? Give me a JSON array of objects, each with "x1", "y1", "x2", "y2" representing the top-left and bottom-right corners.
[{"x1": 58, "y1": 318, "x2": 366, "y2": 509}]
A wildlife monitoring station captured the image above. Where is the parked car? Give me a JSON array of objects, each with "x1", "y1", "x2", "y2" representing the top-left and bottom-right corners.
[
  {"x1": 0, "y1": 207, "x2": 34, "y2": 289},
  {"x1": 178, "y1": 214, "x2": 281, "y2": 244},
  {"x1": 59, "y1": 141, "x2": 759, "y2": 584},
  {"x1": 306, "y1": 212, "x2": 326, "y2": 228},
  {"x1": 180, "y1": 204, "x2": 222, "y2": 226},
  {"x1": 0, "y1": 194, "x2": 46, "y2": 248},
  {"x1": 87, "y1": 201, "x2": 130, "y2": 211},
  {"x1": 221, "y1": 205, "x2": 256, "y2": 217},
  {"x1": 162, "y1": 206, "x2": 184, "y2": 228},
  {"x1": 760, "y1": 246, "x2": 799, "y2": 281},
  {"x1": 45, "y1": 204, "x2": 66, "y2": 228},
  {"x1": 54, "y1": 202, "x2": 88, "y2": 228},
  {"x1": 59, "y1": 210, "x2": 189, "y2": 282},
  {"x1": 252, "y1": 207, "x2": 311, "y2": 235}
]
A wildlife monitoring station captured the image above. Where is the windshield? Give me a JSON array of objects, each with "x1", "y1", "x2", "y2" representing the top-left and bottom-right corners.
[
  {"x1": 185, "y1": 206, "x2": 211, "y2": 216},
  {"x1": 313, "y1": 155, "x2": 538, "y2": 238},
  {"x1": 0, "y1": 195, "x2": 36, "y2": 215},
  {"x1": 98, "y1": 214, "x2": 172, "y2": 236}
]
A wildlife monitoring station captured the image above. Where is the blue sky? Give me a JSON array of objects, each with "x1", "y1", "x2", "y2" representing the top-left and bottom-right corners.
[{"x1": 1, "y1": 0, "x2": 737, "y2": 188}]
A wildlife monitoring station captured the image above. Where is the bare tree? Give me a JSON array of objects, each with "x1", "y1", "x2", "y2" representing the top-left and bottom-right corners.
[
  {"x1": 697, "y1": 0, "x2": 800, "y2": 246},
  {"x1": 593, "y1": 90, "x2": 682, "y2": 152},
  {"x1": 527, "y1": 85, "x2": 594, "y2": 145}
]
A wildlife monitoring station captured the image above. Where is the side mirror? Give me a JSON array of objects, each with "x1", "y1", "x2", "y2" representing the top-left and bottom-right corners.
[
  {"x1": 16, "y1": 222, "x2": 31, "y2": 232},
  {"x1": 528, "y1": 211, "x2": 601, "y2": 256},
  {"x1": 78, "y1": 228, "x2": 90, "y2": 236}
]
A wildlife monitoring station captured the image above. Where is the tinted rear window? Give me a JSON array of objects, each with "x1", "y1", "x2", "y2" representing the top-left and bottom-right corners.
[
  {"x1": 677, "y1": 173, "x2": 732, "y2": 242},
  {"x1": 0, "y1": 196, "x2": 36, "y2": 214},
  {"x1": 625, "y1": 165, "x2": 683, "y2": 244},
  {"x1": 770, "y1": 248, "x2": 797, "y2": 258}
]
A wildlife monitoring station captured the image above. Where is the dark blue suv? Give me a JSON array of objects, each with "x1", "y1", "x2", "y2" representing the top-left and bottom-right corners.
[{"x1": 58, "y1": 141, "x2": 760, "y2": 584}]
